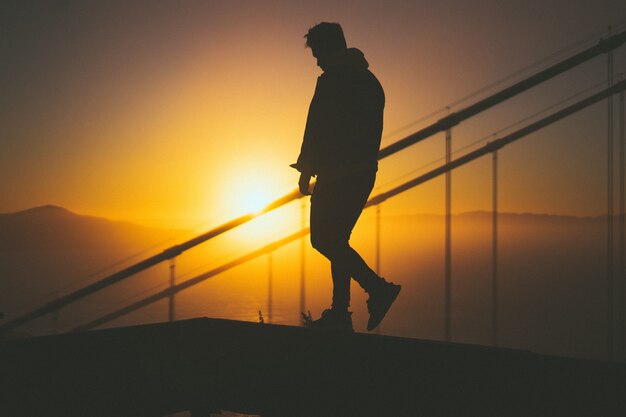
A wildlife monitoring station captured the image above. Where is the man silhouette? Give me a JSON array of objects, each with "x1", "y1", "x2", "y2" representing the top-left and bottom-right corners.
[{"x1": 292, "y1": 22, "x2": 400, "y2": 331}]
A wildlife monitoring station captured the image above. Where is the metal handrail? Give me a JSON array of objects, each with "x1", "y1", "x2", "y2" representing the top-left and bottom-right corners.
[
  {"x1": 71, "y1": 79, "x2": 626, "y2": 332},
  {"x1": 71, "y1": 229, "x2": 310, "y2": 332},
  {"x1": 1, "y1": 29, "x2": 624, "y2": 335}
]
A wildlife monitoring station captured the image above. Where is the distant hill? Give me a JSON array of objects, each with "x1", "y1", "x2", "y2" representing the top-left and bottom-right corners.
[
  {"x1": 0, "y1": 206, "x2": 186, "y2": 335},
  {"x1": 0, "y1": 205, "x2": 179, "y2": 251}
]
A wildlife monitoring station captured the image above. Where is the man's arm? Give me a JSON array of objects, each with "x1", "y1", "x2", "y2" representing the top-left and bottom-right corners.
[
  {"x1": 298, "y1": 171, "x2": 312, "y2": 195},
  {"x1": 289, "y1": 163, "x2": 312, "y2": 195},
  {"x1": 293, "y1": 76, "x2": 327, "y2": 181}
]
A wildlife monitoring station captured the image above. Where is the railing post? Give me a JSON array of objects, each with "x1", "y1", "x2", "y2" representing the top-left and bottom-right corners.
[
  {"x1": 445, "y1": 128, "x2": 452, "y2": 342},
  {"x1": 618, "y1": 86, "x2": 626, "y2": 360},
  {"x1": 268, "y1": 252, "x2": 273, "y2": 324},
  {"x1": 168, "y1": 258, "x2": 176, "y2": 322},
  {"x1": 300, "y1": 199, "x2": 306, "y2": 324},
  {"x1": 376, "y1": 204, "x2": 382, "y2": 275},
  {"x1": 376, "y1": 203, "x2": 382, "y2": 334},
  {"x1": 607, "y1": 26, "x2": 615, "y2": 360},
  {"x1": 492, "y1": 150, "x2": 499, "y2": 347}
]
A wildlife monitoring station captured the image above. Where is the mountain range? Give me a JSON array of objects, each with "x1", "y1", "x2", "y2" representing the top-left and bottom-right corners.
[
  {"x1": 0, "y1": 205, "x2": 180, "y2": 251},
  {"x1": 0, "y1": 206, "x2": 184, "y2": 336}
]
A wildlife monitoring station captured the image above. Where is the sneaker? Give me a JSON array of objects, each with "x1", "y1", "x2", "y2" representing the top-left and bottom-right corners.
[
  {"x1": 366, "y1": 281, "x2": 401, "y2": 331},
  {"x1": 309, "y1": 308, "x2": 354, "y2": 332}
]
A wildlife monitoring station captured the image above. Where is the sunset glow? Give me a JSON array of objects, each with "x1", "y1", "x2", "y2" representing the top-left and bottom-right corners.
[
  {"x1": 1, "y1": 1, "x2": 624, "y2": 230},
  {"x1": 239, "y1": 188, "x2": 274, "y2": 215},
  {"x1": 1, "y1": 1, "x2": 626, "y2": 370}
]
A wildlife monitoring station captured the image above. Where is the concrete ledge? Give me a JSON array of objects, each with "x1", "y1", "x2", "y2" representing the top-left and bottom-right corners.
[{"x1": 1, "y1": 318, "x2": 625, "y2": 416}]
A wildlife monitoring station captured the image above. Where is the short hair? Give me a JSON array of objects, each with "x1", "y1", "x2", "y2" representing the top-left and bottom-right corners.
[{"x1": 304, "y1": 22, "x2": 347, "y2": 54}]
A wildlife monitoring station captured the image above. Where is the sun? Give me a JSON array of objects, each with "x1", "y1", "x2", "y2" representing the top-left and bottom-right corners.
[
  {"x1": 239, "y1": 187, "x2": 274, "y2": 215},
  {"x1": 224, "y1": 171, "x2": 279, "y2": 218},
  {"x1": 227, "y1": 183, "x2": 296, "y2": 245},
  {"x1": 210, "y1": 162, "x2": 300, "y2": 245}
]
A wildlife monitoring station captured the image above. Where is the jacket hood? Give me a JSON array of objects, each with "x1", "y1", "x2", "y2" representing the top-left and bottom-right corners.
[{"x1": 333, "y1": 47, "x2": 369, "y2": 70}]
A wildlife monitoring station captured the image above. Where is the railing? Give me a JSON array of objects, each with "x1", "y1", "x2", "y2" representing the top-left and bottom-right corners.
[
  {"x1": 2, "y1": 29, "x2": 625, "y2": 358},
  {"x1": 68, "y1": 79, "x2": 626, "y2": 333}
]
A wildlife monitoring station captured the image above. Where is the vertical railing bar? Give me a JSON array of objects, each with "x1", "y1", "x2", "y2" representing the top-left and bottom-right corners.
[
  {"x1": 376, "y1": 204, "x2": 382, "y2": 275},
  {"x1": 300, "y1": 200, "x2": 306, "y2": 324},
  {"x1": 492, "y1": 150, "x2": 499, "y2": 347},
  {"x1": 618, "y1": 84, "x2": 626, "y2": 360},
  {"x1": 166, "y1": 258, "x2": 176, "y2": 417},
  {"x1": 168, "y1": 258, "x2": 176, "y2": 322},
  {"x1": 376, "y1": 204, "x2": 382, "y2": 334},
  {"x1": 607, "y1": 26, "x2": 615, "y2": 360},
  {"x1": 268, "y1": 252, "x2": 273, "y2": 324},
  {"x1": 445, "y1": 128, "x2": 452, "y2": 342}
]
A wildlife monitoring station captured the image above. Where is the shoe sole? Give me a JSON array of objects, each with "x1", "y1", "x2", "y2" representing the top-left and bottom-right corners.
[{"x1": 367, "y1": 285, "x2": 401, "y2": 331}]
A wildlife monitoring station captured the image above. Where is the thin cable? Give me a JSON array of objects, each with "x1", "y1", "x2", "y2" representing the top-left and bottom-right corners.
[
  {"x1": 381, "y1": 27, "x2": 609, "y2": 144},
  {"x1": 607, "y1": 27, "x2": 615, "y2": 360},
  {"x1": 377, "y1": 77, "x2": 618, "y2": 192}
]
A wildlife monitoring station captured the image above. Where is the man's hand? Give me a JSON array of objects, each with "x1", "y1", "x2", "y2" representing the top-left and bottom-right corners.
[{"x1": 298, "y1": 172, "x2": 312, "y2": 195}]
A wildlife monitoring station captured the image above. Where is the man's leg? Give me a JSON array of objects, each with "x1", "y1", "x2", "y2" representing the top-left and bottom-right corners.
[
  {"x1": 331, "y1": 262, "x2": 351, "y2": 312},
  {"x1": 310, "y1": 172, "x2": 381, "y2": 303},
  {"x1": 310, "y1": 172, "x2": 401, "y2": 330}
]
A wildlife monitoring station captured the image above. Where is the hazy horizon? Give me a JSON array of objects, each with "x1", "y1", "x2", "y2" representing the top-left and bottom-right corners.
[
  {"x1": 1, "y1": 202, "x2": 619, "y2": 230},
  {"x1": 1, "y1": 202, "x2": 621, "y2": 362}
]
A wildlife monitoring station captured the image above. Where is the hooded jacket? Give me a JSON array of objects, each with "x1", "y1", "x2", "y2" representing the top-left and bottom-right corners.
[{"x1": 294, "y1": 48, "x2": 385, "y2": 178}]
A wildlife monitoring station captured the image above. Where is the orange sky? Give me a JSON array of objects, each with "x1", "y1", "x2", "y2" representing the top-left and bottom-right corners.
[{"x1": 1, "y1": 1, "x2": 625, "y2": 230}]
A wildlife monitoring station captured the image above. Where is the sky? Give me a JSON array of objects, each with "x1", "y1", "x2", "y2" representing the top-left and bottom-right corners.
[{"x1": 1, "y1": 0, "x2": 626, "y2": 229}]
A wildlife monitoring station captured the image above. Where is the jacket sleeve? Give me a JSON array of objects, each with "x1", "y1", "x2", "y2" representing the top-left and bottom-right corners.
[{"x1": 295, "y1": 77, "x2": 326, "y2": 175}]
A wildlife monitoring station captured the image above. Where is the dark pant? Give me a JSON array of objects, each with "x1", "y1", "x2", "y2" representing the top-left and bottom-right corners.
[{"x1": 310, "y1": 171, "x2": 380, "y2": 310}]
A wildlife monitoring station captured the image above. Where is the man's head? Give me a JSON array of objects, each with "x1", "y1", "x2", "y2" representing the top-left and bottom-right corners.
[{"x1": 304, "y1": 22, "x2": 347, "y2": 70}]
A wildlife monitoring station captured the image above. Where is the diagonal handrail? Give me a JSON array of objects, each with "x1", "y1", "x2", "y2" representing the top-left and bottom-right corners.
[
  {"x1": 378, "y1": 30, "x2": 626, "y2": 158},
  {"x1": 71, "y1": 79, "x2": 626, "y2": 332},
  {"x1": 1, "y1": 29, "x2": 625, "y2": 335},
  {"x1": 70, "y1": 229, "x2": 310, "y2": 332},
  {"x1": 0, "y1": 191, "x2": 301, "y2": 334},
  {"x1": 369, "y1": 80, "x2": 626, "y2": 206}
]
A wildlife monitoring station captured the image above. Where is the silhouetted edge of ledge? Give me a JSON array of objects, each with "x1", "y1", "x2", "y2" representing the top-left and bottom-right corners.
[{"x1": 1, "y1": 318, "x2": 625, "y2": 417}]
